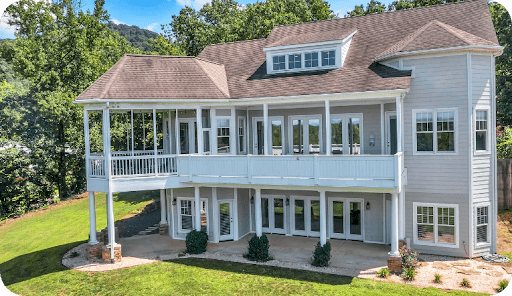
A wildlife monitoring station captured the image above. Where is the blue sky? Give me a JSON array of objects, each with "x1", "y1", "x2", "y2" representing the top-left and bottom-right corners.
[{"x1": 0, "y1": 0, "x2": 396, "y2": 39}]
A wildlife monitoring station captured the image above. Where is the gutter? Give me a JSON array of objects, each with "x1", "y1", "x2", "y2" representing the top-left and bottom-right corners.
[{"x1": 373, "y1": 45, "x2": 505, "y2": 62}]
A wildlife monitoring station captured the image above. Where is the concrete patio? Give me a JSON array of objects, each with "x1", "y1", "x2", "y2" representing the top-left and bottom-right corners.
[{"x1": 119, "y1": 233, "x2": 390, "y2": 271}]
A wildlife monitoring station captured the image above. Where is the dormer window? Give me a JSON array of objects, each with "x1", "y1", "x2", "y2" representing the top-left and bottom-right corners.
[
  {"x1": 273, "y1": 55, "x2": 285, "y2": 70},
  {"x1": 289, "y1": 53, "x2": 302, "y2": 69},
  {"x1": 322, "y1": 50, "x2": 336, "y2": 66},
  {"x1": 305, "y1": 53, "x2": 318, "y2": 68}
]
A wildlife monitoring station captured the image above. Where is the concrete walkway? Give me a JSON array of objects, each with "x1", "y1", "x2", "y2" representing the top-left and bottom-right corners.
[{"x1": 120, "y1": 234, "x2": 389, "y2": 271}]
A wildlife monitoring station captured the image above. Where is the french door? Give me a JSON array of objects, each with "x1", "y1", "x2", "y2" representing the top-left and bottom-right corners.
[
  {"x1": 179, "y1": 119, "x2": 197, "y2": 154},
  {"x1": 261, "y1": 195, "x2": 286, "y2": 234},
  {"x1": 330, "y1": 114, "x2": 363, "y2": 155},
  {"x1": 289, "y1": 115, "x2": 322, "y2": 154},
  {"x1": 291, "y1": 196, "x2": 320, "y2": 237},
  {"x1": 329, "y1": 198, "x2": 363, "y2": 241},
  {"x1": 252, "y1": 117, "x2": 284, "y2": 155},
  {"x1": 218, "y1": 200, "x2": 234, "y2": 241}
]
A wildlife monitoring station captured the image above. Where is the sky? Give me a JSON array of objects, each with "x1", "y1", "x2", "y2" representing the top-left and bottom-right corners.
[{"x1": 0, "y1": 0, "x2": 397, "y2": 39}]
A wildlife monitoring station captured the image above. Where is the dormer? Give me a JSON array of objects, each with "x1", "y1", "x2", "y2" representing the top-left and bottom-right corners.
[{"x1": 263, "y1": 28, "x2": 357, "y2": 75}]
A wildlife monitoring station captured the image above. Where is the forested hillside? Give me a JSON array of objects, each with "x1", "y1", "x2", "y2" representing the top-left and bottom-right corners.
[{"x1": 107, "y1": 21, "x2": 159, "y2": 51}]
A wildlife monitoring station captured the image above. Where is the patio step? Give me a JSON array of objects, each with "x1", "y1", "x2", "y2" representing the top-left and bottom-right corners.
[{"x1": 137, "y1": 223, "x2": 160, "y2": 236}]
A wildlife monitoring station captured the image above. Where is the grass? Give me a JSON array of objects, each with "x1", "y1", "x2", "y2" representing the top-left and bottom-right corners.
[{"x1": 1, "y1": 191, "x2": 486, "y2": 296}]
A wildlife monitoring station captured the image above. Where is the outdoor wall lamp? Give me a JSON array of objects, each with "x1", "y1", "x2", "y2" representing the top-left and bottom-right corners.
[
  {"x1": 172, "y1": 198, "x2": 176, "y2": 206},
  {"x1": 286, "y1": 198, "x2": 290, "y2": 206},
  {"x1": 366, "y1": 202, "x2": 370, "y2": 210},
  {"x1": 250, "y1": 196, "x2": 254, "y2": 204}
]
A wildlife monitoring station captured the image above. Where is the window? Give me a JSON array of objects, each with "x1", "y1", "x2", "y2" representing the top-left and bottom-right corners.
[
  {"x1": 414, "y1": 203, "x2": 458, "y2": 247},
  {"x1": 476, "y1": 206, "x2": 489, "y2": 244},
  {"x1": 273, "y1": 55, "x2": 285, "y2": 70},
  {"x1": 217, "y1": 119, "x2": 230, "y2": 153},
  {"x1": 305, "y1": 52, "x2": 318, "y2": 68},
  {"x1": 475, "y1": 110, "x2": 488, "y2": 152},
  {"x1": 202, "y1": 109, "x2": 210, "y2": 153},
  {"x1": 238, "y1": 117, "x2": 245, "y2": 154},
  {"x1": 322, "y1": 50, "x2": 335, "y2": 66},
  {"x1": 288, "y1": 53, "x2": 302, "y2": 69},
  {"x1": 414, "y1": 109, "x2": 457, "y2": 154},
  {"x1": 178, "y1": 198, "x2": 208, "y2": 233}
]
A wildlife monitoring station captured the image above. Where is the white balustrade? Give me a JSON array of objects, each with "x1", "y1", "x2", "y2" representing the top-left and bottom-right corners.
[
  {"x1": 110, "y1": 154, "x2": 177, "y2": 177},
  {"x1": 88, "y1": 156, "x2": 105, "y2": 177}
]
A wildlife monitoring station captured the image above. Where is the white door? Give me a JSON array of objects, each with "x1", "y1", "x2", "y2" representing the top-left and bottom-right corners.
[
  {"x1": 329, "y1": 198, "x2": 364, "y2": 241},
  {"x1": 329, "y1": 198, "x2": 346, "y2": 239},
  {"x1": 290, "y1": 116, "x2": 322, "y2": 154},
  {"x1": 261, "y1": 195, "x2": 286, "y2": 234},
  {"x1": 179, "y1": 119, "x2": 197, "y2": 154},
  {"x1": 218, "y1": 200, "x2": 234, "y2": 241},
  {"x1": 291, "y1": 196, "x2": 320, "y2": 237},
  {"x1": 252, "y1": 117, "x2": 284, "y2": 155}
]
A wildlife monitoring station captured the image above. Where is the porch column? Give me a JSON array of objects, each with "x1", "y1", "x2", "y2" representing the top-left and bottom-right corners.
[
  {"x1": 83, "y1": 109, "x2": 90, "y2": 177},
  {"x1": 160, "y1": 189, "x2": 167, "y2": 224},
  {"x1": 103, "y1": 108, "x2": 111, "y2": 179},
  {"x1": 325, "y1": 100, "x2": 331, "y2": 155},
  {"x1": 255, "y1": 188, "x2": 262, "y2": 237},
  {"x1": 175, "y1": 109, "x2": 179, "y2": 154},
  {"x1": 380, "y1": 103, "x2": 385, "y2": 154},
  {"x1": 395, "y1": 96, "x2": 402, "y2": 153},
  {"x1": 107, "y1": 191, "x2": 116, "y2": 260},
  {"x1": 153, "y1": 109, "x2": 157, "y2": 176},
  {"x1": 319, "y1": 190, "x2": 327, "y2": 246},
  {"x1": 399, "y1": 191, "x2": 405, "y2": 240},
  {"x1": 196, "y1": 108, "x2": 204, "y2": 155},
  {"x1": 194, "y1": 186, "x2": 201, "y2": 231},
  {"x1": 390, "y1": 193, "x2": 399, "y2": 256},
  {"x1": 263, "y1": 104, "x2": 269, "y2": 155},
  {"x1": 88, "y1": 192, "x2": 98, "y2": 245}
]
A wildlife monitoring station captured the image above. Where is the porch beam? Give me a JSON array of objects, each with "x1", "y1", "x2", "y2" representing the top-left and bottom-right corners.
[
  {"x1": 263, "y1": 104, "x2": 269, "y2": 155},
  {"x1": 395, "y1": 96, "x2": 402, "y2": 153},
  {"x1": 255, "y1": 188, "x2": 262, "y2": 237},
  {"x1": 160, "y1": 189, "x2": 167, "y2": 224},
  {"x1": 319, "y1": 190, "x2": 327, "y2": 246},
  {"x1": 194, "y1": 186, "x2": 201, "y2": 231},
  {"x1": 88, "y1": 192, "x2": 98, "y2": 245},
  {"x1": 390, "y1": 193, "x2": 399, "y2": 256},
  {"x1": 103, "y1": 109, "x2": 111, "y2": 177},
  {"x1": 197, "y1": 108, "x2": 204, "y2": 155},
  {"x1": 325, "y1": 100, "x2": 331, "y2": 155}
]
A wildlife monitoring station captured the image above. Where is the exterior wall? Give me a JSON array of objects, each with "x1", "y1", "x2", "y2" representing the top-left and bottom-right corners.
[{"x1": 237, "y1": 188, "x2": 251, "y2": 238}]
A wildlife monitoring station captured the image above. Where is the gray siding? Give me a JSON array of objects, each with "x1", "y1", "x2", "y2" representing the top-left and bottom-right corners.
[
  {"x1": 402, "y1": 55, "x2": 470, "y2": 194},
  {"x1": 237, "y1": 188, "x2": 251, "y2": 238}
]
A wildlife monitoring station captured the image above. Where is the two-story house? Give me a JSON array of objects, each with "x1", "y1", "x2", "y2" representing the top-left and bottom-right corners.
[{"x1": 75, "y1": 0, "x2": 503, "y2": 268}]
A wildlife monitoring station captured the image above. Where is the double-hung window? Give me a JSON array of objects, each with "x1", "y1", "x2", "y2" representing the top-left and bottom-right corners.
[
  {"x1": 413, "y1": 109, "x2": 457, "y2": 154},
  {"x1": 178, "y1": 198, "x2": 208, "y2": 233},
  {"x1": 476, "y1": 205, "x2": 489, "y2": 245},
  {"x1": 414, "y1": 203, "x2": 458, "y2": 247},
  {"x1": 217, "y1": 119, "x2": 230, "y2": 154},
  {"x1": 475, "y1": 109, "x2": 489, "y2": 153}
]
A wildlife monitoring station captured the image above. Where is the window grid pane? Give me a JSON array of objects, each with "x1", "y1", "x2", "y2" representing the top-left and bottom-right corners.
[
  {"x1": 288, "y1": 53, "x2": 302, "y2": 69},
  {"x1": 476, "y1": 206, "x2": 489, "y2": 243},
  {"x1": 305, "y1": 52, "x2": 318, "y2": 68},
  {"x1": 273, "y1": 55, "x2": 285, "y2": 70},
  {"x1": 417, "y1": 206, "x2": 434, "y2": 242},
  {"x1": 416, "y1": 112, "x2": 434, "y2": 152},
  {"x1": 476, "y1": 110, "x2": 487, "y2": 151},
  {"x1": 321, "y1": 50, "x2": 335, "y2": 66}
]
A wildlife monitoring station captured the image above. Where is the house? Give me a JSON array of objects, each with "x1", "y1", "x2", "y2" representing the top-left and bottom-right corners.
[{"x1": 75, "y1": 0, "x2": 503, "y2": 269}]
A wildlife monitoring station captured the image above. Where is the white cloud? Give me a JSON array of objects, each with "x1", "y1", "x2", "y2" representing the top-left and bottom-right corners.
[
  {"x1": 175, "y1": 0, "x2": 212, "y2": 10},
  {"x1": 145, "y1": 23, "x2": 158, "y2": 32},
  {"x1": 0, "y1": 14, "x2": 16, "y2": 39},
  {"x1": 111, "y1": 19, "x2": 125, "y2": 25}
]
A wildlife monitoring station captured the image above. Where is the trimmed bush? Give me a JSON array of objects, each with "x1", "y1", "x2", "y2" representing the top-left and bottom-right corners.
[
  {"x1": 399, "y1": 245, "x2": 419, "y2": 270},
  {"x1": 376, "y1": 267, "x2": 390, "y2": 278},
  {"x1": 434, "y1": 273, "x2": 442, "y2": 283},
  {"x1": 402, "y1": 267, "x2": 416, "y2": 281},
  {"x1": 461, "y1": 278, "x2": 471, "y2": 288},
  {"x1": 312, "y1": 241, "x2": 331, "y2": 267},
  {"x1": 245, "y1": 234, "x2": 270, "y2": 262},
  {"x1": 185, "y1": 230, "x2": 208, "y2": 254},
  {"x1": 498, "y1": 280, "x2": 509, "y2": 292}
]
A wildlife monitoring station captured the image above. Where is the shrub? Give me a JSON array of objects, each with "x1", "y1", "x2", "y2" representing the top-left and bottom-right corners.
[
  {"x1": 185, "y1": 230, "x2": 208, "y2": 254},
  {"x1": 402, "y1": 267, "x2": 416, "y2": 281},
  {"x1": 498, "y1": 280, "x2": 509, "y2": 292},
  {"x1": 376, "y1": 267, "x2": 390, "y2": 278},
  {"x1": 312, "y1": 241, "x2": 331, "y2": 267},
  {"x1": 245, "y1": 234, "x2": 270, "y2": 262},
  {"x1": 434, "y1": 273, "x2": 442, "y2": 283},
  {"x1": 461, "y1": 278, "x2": 471, "y2": 288},
  {"x1": 399, "y1": 245, "x2": 419, "y2": 270}
]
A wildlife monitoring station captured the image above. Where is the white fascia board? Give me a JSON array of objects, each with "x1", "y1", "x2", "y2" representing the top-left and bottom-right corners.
[
  {"x1": 263, "y1": 30, "x2": 357, "y2": 52},
  {"x1": 74, "y1": 88, "x2": 410, "y2": 107},
  {"x1": 373, "y1": 45, "x2": 504, "y2": 62}
]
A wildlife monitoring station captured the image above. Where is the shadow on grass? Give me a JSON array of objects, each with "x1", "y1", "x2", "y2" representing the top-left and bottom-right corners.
[
  {"x1": 113, "y1": 190, "x2": 159, "y2": 205},
  {"x1": 0, "y1": 241, "x2": 84, "y2": 286},
  {"x1": 167, "y1": 257, "x2": 355, "y2": 286}
]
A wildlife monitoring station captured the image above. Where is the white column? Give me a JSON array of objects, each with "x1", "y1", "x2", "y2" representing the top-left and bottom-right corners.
[
  {"x1": 83, "y1": 109, "x2": 90, "y2": 177},
  {"x1": 131, "y1": 110, "x2": 134, "y2": 156},
  {"x1": 255, "y1": 188, "x2": 262, "y2": 237},
  {"x1": 194, "y1": 186, "x2": 201, "y2": 231},
  {"x1": 263, "y1": 104, "x2": 269, "y2": 155},
  {"x1": 196, "y1": 108, "x2": 204, "y2": 155},
  {"x1": 212, "y1": 187, "x2": 219, "y2": 243},
  {"x1": 229, "y1": 107, "x2": 236, "y2": 155},
  {"x1": 380, "y1": 103, "x2": 385, "y2": 155},
  {"x1": 153, "y1": 109, "x2": 158, "y2": 175},
  {"x1": 160, "y1": 189, "x2": 167, "y2": 224},
  {"x1": 395, "y1": 96, "x2": 402, "y2": 153},
  {"x1": 103, "y1": 109, "x2": 111, "y2": 178},
  {"x1": 168, "y1": 111, "x2": 172, "y2": 154},
  {"x1": 319, "y1": 190, "x2": 327, "y2": 246},
  {"x1": 399, "y1": 190, "x2": 405, "y2": 240},
  {"x1": 325, "y1": 100, "x2": 331, "y2": 155},
  {"x1": 88, "y1": 191, "x2": 98, "y2": 245},
  {"x1": 175, "y1": 109, "x2": 179, "y2": 155},
  {"x1": 390, "y1": 193, "x2": 399, "y2": 256},
  {"x1": 211, "y1": 109, "x2": 217, "y2": 155}
]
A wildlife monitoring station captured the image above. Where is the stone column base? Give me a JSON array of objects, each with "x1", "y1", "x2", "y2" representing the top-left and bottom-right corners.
[
  {"x1": 159, "y1": 223, "x2": 169, "y2": 235},
  {"x1": 399, "y1": 239, "x2": 407, "y2": 248},
  {"x1": 100, "y1": 227, "x2": 119, "y2": 244},
  {"x1": 387, "y1": 255, "x2": 402, "y2": 273},
  {"x1": 88, "y1": 243, "x2": 103, "y2": 260},
  {"x1": 102, "y1": 244, "x2": 122, "y2": 262}
]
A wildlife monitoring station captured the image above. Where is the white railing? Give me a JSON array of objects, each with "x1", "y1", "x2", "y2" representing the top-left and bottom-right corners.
[
  {"x1": 111, "y1": 150, "x2": 164, "y2": 157},
  {"x1": 88, "y1": 156, "x2": 105, "y2": 177},
  {"x1": 110, "y1": 154, "x2": 177, "y2": 177}
]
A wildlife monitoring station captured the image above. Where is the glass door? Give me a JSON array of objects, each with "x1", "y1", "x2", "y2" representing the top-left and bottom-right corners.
[
  {"x1": 290, "y1": 116, "x2": 322, "y2": 154},
  {"x1": 291, "y1": 196, "x2": 320, "y2": 237},
  {"x1": 292, "y1": 198, "x2": 307, "y2": 236},
  {"x1": 219, "y1": 200, "x2": 234, "y2": 241},
  {"x1": 179, "y1": 119, "x2": 197, "y2": 154},
  {"x1": 347, "y1": 199, "x2": 363, "y2": 240},
  {"x1": 261, "y1": 195, "x2": 286, "y2": 234},
  {"x1": 330, "y1": 114, "x2": 363, "y2": 155},
  {"x1": 386, "y1": 112, "x2": 397, "y2": 155},
  {"x1": 329, "y1": 199, "x2": 345, "y2": 239},
  {"x1": 253, "y1": 117, "x2": 284, "y2": 155},
  {"x1": 329, "y1": 198, "x2": 364, "y2": 241}
]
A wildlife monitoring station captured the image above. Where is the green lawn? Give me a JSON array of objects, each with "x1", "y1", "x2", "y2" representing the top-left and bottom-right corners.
[{"x1": 1, "y1": 191, "x2": 485, "y2": 296}]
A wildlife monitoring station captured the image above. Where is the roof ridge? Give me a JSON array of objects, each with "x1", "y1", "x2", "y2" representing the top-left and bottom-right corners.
[
  {"x1": 205, "y1": 37, "x2": 267, "y2": 47},
  {"x1": 124, "y1": 54, "x2": 194, "y2": 58},
  {"x1": 194, "y1": 59, "x2": 230, "y2": 99},
  {"x1": 433, "y1": 20, "x2": 490, "y2": 45},
  {"x1": 195, "y1": 56, "x2": 224, "y2": 66},
  {"x1": 391, "y1": 21, "x2": 436, "y2": 54},
  {"x1": 98, "y1": 55, "x2": 128, "y2": 99}
]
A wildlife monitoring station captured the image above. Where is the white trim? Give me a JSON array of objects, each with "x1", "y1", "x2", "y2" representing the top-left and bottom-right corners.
[
  {"x1": 373, "y1": 45, "x2": 504, "y2": 62},
  {"x1": 467, "y1": 53, "x2": 474, "y2": 257},
  {"x1": 237, "y1": 116, "x2": 246, "y2": 154},
  {"x1": 474, "y1": 106, "x2": 491, "y2": 155},
  {"x1": 385, "y1": 111, "x2": 397, "y2": 155},
  {"x1": 268, "y1": 47, "x2": 339, "y2": 75},
  {"x1": 260, "y1": 194, "x2": 287, "y2": 235},
  {"x1": 474, "y1": 202, "x2": 491, "y2": 248},
  {"x1": 328, "y1": 197, "x2": 364, "y2": 241},
  {"x1": 412, "y1": 108, "x2": 459, "y2": 155},
  {"x1": 263, "y1": 30, "x2": 357, "y2": 51},
  {"x1": 413, "y1": 202, "x2": 459, "y2": 249},
  {"x1": 176, "y1": 197, "x2": 209, "y2": 234},
  {"x1": 290, "y1": 195, "x2": 320, "y2": 237},
  {"x1": 233, "y1": 188, "x2": 239, "y2": 241},
  {"x1": 178, "y1": 118, "x2": 197, "y2": 155},
  {"x1": 216, "y1": 115, "x2": 232, "y2": 154},
  {"x1": 218, "y1": 199, "x2": 235, "y2": 241}
]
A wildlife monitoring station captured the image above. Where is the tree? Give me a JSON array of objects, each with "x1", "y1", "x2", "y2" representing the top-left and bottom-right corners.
[
  {"x1": 1, "y1": 0, "x2": 139, "y2": 199},
  {"x1": 163, "y1": 0, "x2": 335, "y2": 56},
  {"x1": 347, "y1": 0, "x2": 386, "y2": 17}
]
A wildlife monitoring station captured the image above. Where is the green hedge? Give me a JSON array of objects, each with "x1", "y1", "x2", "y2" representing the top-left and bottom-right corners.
[
  {"x1": 245, "y1": 234, "x2": 270, "y2": 262},
  {"x1": 185, "y1": 230, "x2": 208, "y2": 254},
  {"x1": 312, "y1": 241, "x2": 331, "y2": 267}
]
